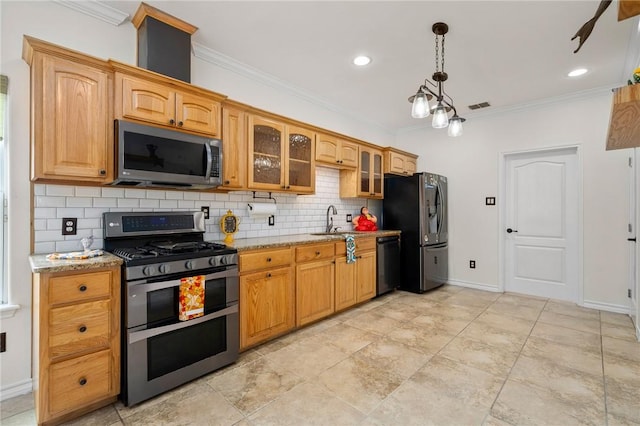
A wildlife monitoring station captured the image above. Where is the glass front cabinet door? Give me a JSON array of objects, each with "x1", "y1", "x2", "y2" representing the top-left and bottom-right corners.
[
  {"x1": 248, "y1": 115, "x2": 315, "y2": 193},
  {"x1": 358, "y1": 147, "x2": 383, "y2": 198}
]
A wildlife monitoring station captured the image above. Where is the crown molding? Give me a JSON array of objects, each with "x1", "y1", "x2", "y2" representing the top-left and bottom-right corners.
[
  {"x1": 192, "y1": 42, "x2": 394, "y2": 137},
  {"x1": 397, "y1": 84, "x2": 619, "y2": 135},
  {"x1": 53, "y1": 0, "x2": 130, "y2": 26},
  {"x1": 623, "y1": 16, "x2": 640, "y2": 79}
]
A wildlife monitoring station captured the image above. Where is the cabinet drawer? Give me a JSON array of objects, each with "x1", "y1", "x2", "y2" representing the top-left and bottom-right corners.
[
  {"x1": 49, "y1": 349, "x2": 112, "y2": 415},
  {"x1": 295, "y1": 243, "x2": 334, "y2": 262},
  {"x1": 335, "y1": 237, "x2": 376, "y2": 255},
  {"x1": 49, "y1": 299, "x2": 111, "y2": 357},
  {"x1": 240, "y1": 248, "x2": 292, "y2": 273},
  {"x1": 49, "y1": 271, "x2": 112, "y2": 305}
]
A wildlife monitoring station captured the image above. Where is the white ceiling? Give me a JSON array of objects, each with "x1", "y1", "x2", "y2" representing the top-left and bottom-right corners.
[{"x1": 98, "y1": 0, "x2": 640, "y2": 133}]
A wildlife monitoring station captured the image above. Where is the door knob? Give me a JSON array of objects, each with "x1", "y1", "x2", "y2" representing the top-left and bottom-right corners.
[{"x1": 506, "y1": 228, "x2": 518, "y2": 233}]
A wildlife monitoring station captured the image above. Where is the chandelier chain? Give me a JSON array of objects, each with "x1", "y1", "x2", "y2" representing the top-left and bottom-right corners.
[
  {"x1": 441, "y1": 34, "x2": 445, "y2": 72},
  {"x1": 434, "y1": 32, "x2": 439, "y2": 73}
]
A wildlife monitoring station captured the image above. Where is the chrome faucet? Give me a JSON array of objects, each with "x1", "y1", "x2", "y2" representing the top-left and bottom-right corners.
[{"x1": 326, "y1": 205, "x2": 337, "y2": 233}]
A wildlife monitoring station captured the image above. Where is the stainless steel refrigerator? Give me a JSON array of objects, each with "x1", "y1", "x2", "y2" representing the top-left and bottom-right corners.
[{"x1": 383, "y1": 172, "x2": 448, "y2": 293}]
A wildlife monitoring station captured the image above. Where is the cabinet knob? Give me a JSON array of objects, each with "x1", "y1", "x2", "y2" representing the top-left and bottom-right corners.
[
  {"x1": 79, "y1": 378, "x2": 87, "y2": 386},
  {"x1": 79, "y1": 325, "x2": 87, "y2": 333},
  {"x1": 224, "y1": 180, "x2": 230, "y2": 185},
  {"x1": 178, "y1": 121, "x2": 184, "y2": 127},
  {"x1": 79, "y1": 285, "x2": 87, "y2": 292},
  {"x1": 266, "y1": 273, "x2": 272, "y2": 278},
  {"x1": 99, "y1": 169, "x2": 106, "y2": 175},
  {"x1": 266, "y1": 257, "x2": 272, "y2": 262},
  {"x1": 169, "y1": 119, "x2": 175, "y2": 125},
  {"x1": 315, "y1": 251, "x2": 320, "y2": 255},
  {"x1": 286, "y1": 186, "x2": 291, "y2": 190}
]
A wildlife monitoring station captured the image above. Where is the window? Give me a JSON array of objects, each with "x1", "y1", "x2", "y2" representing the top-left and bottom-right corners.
[{"x1": 0, "y1": 75, "x2": 7, "y2": 304}]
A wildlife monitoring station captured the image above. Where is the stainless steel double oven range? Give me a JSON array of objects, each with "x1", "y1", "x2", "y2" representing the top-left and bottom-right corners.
[{"x1": 103, "y1": 211, "x2": 239, "y2": 406}]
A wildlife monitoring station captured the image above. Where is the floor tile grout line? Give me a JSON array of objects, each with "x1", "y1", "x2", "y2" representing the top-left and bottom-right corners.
[
  {"x1": 487, "y1": 296, "x2": 550, "y2": 421},
  {"x1": 599, "y1": 309, "x2": 610, "y2": 426}
]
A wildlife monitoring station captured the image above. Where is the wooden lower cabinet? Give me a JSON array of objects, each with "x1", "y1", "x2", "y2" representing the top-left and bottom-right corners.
[
  {"x1": 335, "y1": 237, "x2": 377, "y2": 310},
  {"x1": 335, "y1": 256, "x2": 357, "y2": 311},
  {"x1": 356, "y1": 250, "x2": 377, "y2": 302},
  {"x1": 296, "y1": 259, "x2": 335, "y2": 326},
  {"x1": 32, "y1": 267, "x2": 120, "y2": 425},
  {"x1": 240, "y1": 265, "x2": 295, "y2": 349}
]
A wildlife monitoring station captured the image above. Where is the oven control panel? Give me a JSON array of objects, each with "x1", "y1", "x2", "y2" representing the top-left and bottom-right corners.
[{"x1": 127, "y1": 253, "x2": 238, "y2": 281}]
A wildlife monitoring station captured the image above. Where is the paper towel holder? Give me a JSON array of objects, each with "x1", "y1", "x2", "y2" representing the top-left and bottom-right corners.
[{"x1": 251, "y1": 191, "x2": 277, "y2": 204}]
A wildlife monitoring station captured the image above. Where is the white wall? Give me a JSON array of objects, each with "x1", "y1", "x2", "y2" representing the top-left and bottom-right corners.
[
  {"x1": 0, "y1": 1, "x2": 388, "y2": 397},
  {"x1": 395, "y1": 94, "x2": 632, "y2": 312}
]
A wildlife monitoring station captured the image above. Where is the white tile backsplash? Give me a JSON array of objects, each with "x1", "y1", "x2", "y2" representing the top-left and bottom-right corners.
[{"x1": 32, "y1": 167, "x2": 381, "y2": 253}]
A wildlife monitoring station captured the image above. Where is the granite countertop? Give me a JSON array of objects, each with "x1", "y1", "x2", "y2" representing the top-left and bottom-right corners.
[
  {"x1": 228, "y1": 230, "x2": 401, "y2": 251},
  {"x1": 29, "y1": 252, "x2": 124, "y2": 274}
]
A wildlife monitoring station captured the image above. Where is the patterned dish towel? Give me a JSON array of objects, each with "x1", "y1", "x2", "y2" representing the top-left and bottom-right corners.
[
  {"x1": 179, "y1": 275, "x2": 206, "y2": 321},
  {"x1": 46, "y1": 249, "x2": 104, "y2": 260},
  {"x1": 345, "y1": 235, "x2": 356, "y2": 264}
]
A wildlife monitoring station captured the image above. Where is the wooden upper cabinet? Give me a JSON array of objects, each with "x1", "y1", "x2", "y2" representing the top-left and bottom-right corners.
[
  {"x1": 220, "y1": 103, "x2": 248, "y2": 190},
  {"x1": 340, "y1": 145, "x2": 383, "y2": 199},
  {"x1": 112, "y1": 61, "x2": 224, "y2": 137},
  {"x1": 383, "y1": 148, "x2": 418, "y2": 176},
  {"x1": 316, "y1": 134, "x2": 358, "y2": 169},
  {"x1": 248, "y1": 114, "x2": 315, "y2": 194},
  {"x1": 23, "y1": 36, "x2": 114, "y2": 183}
]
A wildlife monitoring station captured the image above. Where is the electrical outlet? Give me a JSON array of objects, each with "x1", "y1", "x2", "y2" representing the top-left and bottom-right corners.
[
  {"x1": 268, "y1": 215, "x2": 275, "y2": 226},
  {"x1": 629, "y1": 289, "x2": 632, "y2": 298},
  {"x1": 201, "y1": 206, "x2": 210, "y2": 219},
  {"x1": 470, "y1": 260, "x2": 476, "y2": 269},
  {"x1": 0, "y1": 332, "x2": 6, "y2": 353},
  {"x1": 346, "y1": 214, "x2": 353, "y2": 222},
  {"x1": 62, "y1": 218, "x2": 77, "y2": 235},
  {"x1": 485, "y1": 197, "x2": 496, "y2": 206}
]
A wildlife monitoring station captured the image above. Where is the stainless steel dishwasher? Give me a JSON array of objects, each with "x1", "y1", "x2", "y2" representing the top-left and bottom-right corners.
[{"x1": 376, "y1": 235, "x2": 401, "y2": 296}]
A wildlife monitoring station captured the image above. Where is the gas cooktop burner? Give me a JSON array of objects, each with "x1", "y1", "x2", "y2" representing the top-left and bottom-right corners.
[
  {"x1": 149, "y1": 241, "x2": 227, "y2": 252},
  {"x1": 112, "y1": 241, "x2": 230, "y2": 262}
]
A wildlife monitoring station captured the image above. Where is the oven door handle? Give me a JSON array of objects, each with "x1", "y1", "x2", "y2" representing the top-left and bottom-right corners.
[
  {"x1": 131, "y1": 268, "x2": 238, "y2": 293},
  {"x1": 128, "y1": 304, "x2": 238, "y2": 344}
]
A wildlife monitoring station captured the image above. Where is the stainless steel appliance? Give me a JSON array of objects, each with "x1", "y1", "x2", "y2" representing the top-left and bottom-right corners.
[
  {"x1": 383, "y1": 172, "x2": 448, "y2": 293},
  {"x1": 113, "y1": 120, "x2": 222, "y2": 189},
  {"x1": 376, "y1": 235, "x2": 401, "y2": 296},
  {"x1": 103, "y1": 211, "x2": 238, "y2": 406}
]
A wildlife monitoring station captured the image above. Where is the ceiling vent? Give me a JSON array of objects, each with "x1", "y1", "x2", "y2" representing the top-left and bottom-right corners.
[
  {"x1": 468, "y1": 102, "x2": 491, "y2": 110},
  {"x1": 131, "y1": 2, "x2": 198, "y2": 83}
]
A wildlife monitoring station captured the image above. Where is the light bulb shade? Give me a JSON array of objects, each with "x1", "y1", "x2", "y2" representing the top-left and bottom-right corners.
[
  {"x1": 411, "y1": 92, "x2": 430, "y2": 118},
  {"x1": 432, "y1": 105, "x2": 449, "y2": 128},
  {"x1": 448, "y1": 117, "x2": 464, "y2": 137}
]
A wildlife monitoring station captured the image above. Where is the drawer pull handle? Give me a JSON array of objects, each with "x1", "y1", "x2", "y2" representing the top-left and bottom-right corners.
[
  {"x1": 266, "y1": 273, "x2": 272, "y2": 278},
  {"x1": 79, "y1": 378, "x2": 87, "y2": 386},
  {"x1": 79, "y1": 325, "x2": 87, "y2": 333},
  {"x1": 79, "y1": 285, "x2": 87, "y2": 292},
  {"x1": 266, "y1": 257, "x2": 272, "y2": 262}
]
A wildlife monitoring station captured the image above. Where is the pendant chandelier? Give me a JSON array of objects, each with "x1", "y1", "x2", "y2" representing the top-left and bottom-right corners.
[{"x1": 408, "y1": 22, "x2": 465, "y2": 137}]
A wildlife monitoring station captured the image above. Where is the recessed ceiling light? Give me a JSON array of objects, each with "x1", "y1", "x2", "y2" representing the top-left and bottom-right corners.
[
  {"x1": 353, "y1": 55, "x2": 371, "y2": 66},
  {"x1": 568, "y1": 68, "x2": 588, "y2": 77}
]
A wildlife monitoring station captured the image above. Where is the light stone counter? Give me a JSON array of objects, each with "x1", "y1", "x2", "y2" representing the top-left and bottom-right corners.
[
  {"x1": 226, "y1": 230, "x2": 401, "y2": 252},
  {"x1": 29, "y1": 252, "x2": 124, "y2": 274}
]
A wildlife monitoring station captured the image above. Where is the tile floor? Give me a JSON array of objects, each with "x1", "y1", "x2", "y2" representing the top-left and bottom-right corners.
[{"x1": 2, "y1": 286, "x2": 639, "y2": 425}]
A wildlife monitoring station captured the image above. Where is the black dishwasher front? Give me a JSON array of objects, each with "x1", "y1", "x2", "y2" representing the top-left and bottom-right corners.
[{"x1": 376, "y1": 235, "x2": 401, "y2": 296}]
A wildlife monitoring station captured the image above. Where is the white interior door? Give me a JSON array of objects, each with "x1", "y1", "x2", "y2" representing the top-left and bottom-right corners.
[{"x1": 504, "y1": 147, "x2": 579, "y2": 301}]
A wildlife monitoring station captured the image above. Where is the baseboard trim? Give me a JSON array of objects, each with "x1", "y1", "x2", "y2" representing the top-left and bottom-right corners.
[
  {"x1": 0, "y1": 379, "x2": 32, "y2": 401},
  {"x1": 448, "y1": 279, "x2": 502, "y2": 293},
  {"x1": 581, "y1": 300, "x2": 632, "y2": 315}
]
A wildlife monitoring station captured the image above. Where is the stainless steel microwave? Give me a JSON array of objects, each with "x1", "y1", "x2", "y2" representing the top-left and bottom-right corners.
[{"x1": 113, "y1": 120, "x2": 222, "y2": 189}]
